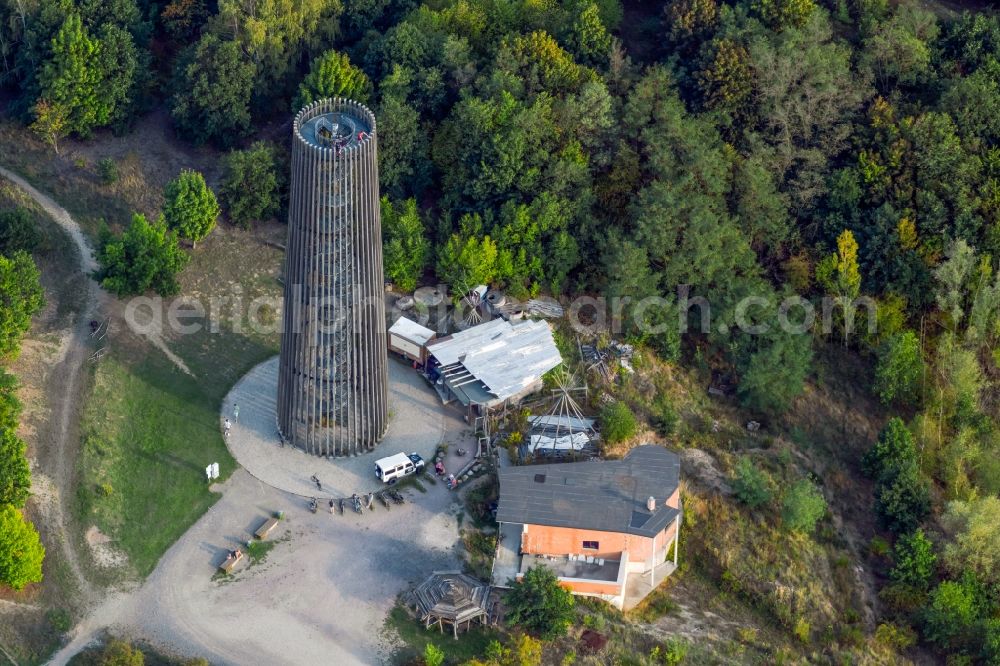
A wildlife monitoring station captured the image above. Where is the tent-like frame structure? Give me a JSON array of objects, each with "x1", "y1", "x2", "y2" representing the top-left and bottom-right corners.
[{"x1": 412, "y1": 571, "x2": 491, "y2": 639}]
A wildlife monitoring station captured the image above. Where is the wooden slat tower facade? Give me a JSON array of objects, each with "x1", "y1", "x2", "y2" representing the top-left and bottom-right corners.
[{"x1": 277, "y1": 99, "x2": 389, "y2": 456}]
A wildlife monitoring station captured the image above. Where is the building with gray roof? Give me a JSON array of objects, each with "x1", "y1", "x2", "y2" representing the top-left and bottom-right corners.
[{"x1": 492, "y1": 445, "x2": 682, "y2": 610}]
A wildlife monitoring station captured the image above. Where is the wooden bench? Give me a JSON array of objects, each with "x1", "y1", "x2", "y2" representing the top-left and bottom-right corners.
[
  {"x1": 255, "y1": 517, "x2": 279, "y2": 540},
  {"x1": 218, "y1": 550, "x2": 244, "y2": 574}
]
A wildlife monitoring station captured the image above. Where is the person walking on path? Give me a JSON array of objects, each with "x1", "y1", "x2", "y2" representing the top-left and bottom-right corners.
[{"x1": 224, "y1": 418, "x2": 232, "y2": 437}]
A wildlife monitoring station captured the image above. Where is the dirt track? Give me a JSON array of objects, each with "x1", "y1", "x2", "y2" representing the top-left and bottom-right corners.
[
  {"x1": 3, "y1": 166, "x2": 473, "y2": 665},
  {"x1": 51, "y1": 466, "x2": 467, "y2": 665},
  {"x1": 0, "y1": 165, "x2": 106, "y2": 610}
]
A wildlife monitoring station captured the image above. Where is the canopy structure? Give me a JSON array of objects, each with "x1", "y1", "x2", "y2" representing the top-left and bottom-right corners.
[
  {"x1": 526, "y1": 373, "x2": 598, "y2": 456},
  {"x1": 426, "y1": 318, "x2": 561, "y2": 407},
  {"x1": 412, "y1": 571, "x2": 491, "y2": 638}
]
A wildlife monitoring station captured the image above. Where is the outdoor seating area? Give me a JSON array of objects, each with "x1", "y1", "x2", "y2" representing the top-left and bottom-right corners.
[{"x1": 519, "y1": 553, "x2": 623, "y2": 583}]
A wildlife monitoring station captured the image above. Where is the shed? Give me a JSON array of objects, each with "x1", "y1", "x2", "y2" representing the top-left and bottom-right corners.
[
  {"x1": 412, "y1": 571, "x2": 491, "y2": 638},
  {"x1": 425, "y1": 318, "x2": 561, "y2": 407},
  {"x1": 388, "y1": 315, "x2": 436, "y2": 364}
]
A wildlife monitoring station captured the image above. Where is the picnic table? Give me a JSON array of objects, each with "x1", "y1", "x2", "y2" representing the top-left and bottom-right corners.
[
  {"x1": 255, "y1": 517, "x2": 279, "y2": 540},
  {"x1": 219, "y1": 549, "x2": 244, "y2": 574}
]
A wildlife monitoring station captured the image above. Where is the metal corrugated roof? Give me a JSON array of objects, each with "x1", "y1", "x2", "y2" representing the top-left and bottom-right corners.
[
  {"x1": 388, "y1": 315, "x2": 436, "y2": 346},
  {"x1": 496, "y1": 445, "x2": 681, "y2": 538},
  {"x1": 426, "y1": 319, "x2": 561, "y2": 402}
]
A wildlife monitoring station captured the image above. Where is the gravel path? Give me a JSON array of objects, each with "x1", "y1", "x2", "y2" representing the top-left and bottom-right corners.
[
  {"x1": 49, "y1": 360, "x2": 473, "y2": 666},
  {"x1": 3, "y1": 165, "x2": 473, "y2": 665}
]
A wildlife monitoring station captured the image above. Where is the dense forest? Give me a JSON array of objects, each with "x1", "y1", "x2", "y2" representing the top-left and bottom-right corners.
[{"x1": 2, "y1": 0, "x2": 1000, "y2": 660}]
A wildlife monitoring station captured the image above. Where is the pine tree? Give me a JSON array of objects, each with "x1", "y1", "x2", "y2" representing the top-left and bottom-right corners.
[{"x1": 37, "y1": 13, "x2": 110, "y2": 137}]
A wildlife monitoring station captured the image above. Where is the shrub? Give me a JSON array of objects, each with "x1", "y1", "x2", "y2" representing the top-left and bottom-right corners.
[
  {"x1": 0, "y1": 370, "x2": 22, "y2": 433},
  {"x1": 650, "y1": 639, "x2": 688, "y2": 665},
  {"x1": 922, "y1": 579, "x2": 980, "y2": 649},
  {"x1": 97, "y1": 639, "x2": 144, "y2": 666},
  {"x1": 423, "y1": 642, "x2": 444, "y2": 666},
  {"x1": 652, "y1": 394, "x2": 678, "y2": 436},
  {"x1": 97, "y1": 214, "x2": 189, "y2": 296},
  {"x1": 874, "y1": 330, "x2": 923, "y2": 405},
  {"x1": 293, "y1": 50, "x2": 372, "y2": 110},
  {"x1": 0, "y1": 429, "x2": 31, "y2": 507},
  {"x1": 511, "y1": 634, "x2": 542, "y2": 666},
  {"x1": 600, "y1": 401, "x2": 637, "y2": 444},
  {"x1": 869, "y1": 535, "x2": 891, "y2": 558},
  {"x1": 793, "y1": 617, "x2": 811, "y2": 643},
  {"x1": 46, "y1": 608, "x2": 72, "y2": 633},
  {"x1": 381, "y1": 197, "x2": 428, "y2": 292},
  {"x1": 873, "y1": 622, "x2": 917, "y2": 651},
  {"x1": 874, "y1": 462, "x2": 930, "y2": 534},
  {"x1": 0, "y1": 251, "x2": 44, "y2": 358},
  {"x1": 889, "y1": 529, "x2": 935, "y2": 590},
  {"x1": 0, "y1": 504, "x2": 44, "y2": 590},
  {"x1": 505, "y1": 566, "x2": 575, "y2": 640},
  {"x1": 0, "y1": 208, "x2": 41, "y2": 255},
  {"x1": 732, "y1": 456, "x2": 772, "y2": 508},
  {"x1": 781, "y1": 480, "x2": 826, "y2": 534},
  {"x1": 98, "y1": 157, "x2": 119, "y2": 185},
  {"x1": 163, "y1": 169, "x2": 219, "y2": 248},
  {"x1": 220, "y1": 142, "x2": 284, "y2": 228}
]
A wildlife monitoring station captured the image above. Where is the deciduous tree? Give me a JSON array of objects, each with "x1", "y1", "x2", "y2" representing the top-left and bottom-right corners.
[
  {"x1": 96, "y1": 214, "x2": 189, "y2": 296},
  {"x1": 293, "y1": 50, "x2": 372, "y2": 110},
  {"x1": 170, "y1": 34, "x2": 255, "y2": 147},
  {"x1": 0, "y1": 504, "x2": 44, "y2": 590},
  {"x1": 219, "y1": 142, "x2": 284, "y2": 228},
  {"x1": 37, "y1": 13, "x2": 105, "y2": 137},
  {"x1": 0, "y1": 429, "x2": 30, "y2": 507},
  {"x1": 29, "y1": 99, "x2": 68, "y2": 154},
  {"x1": 381, "y1": 197, "x2": 428, "y2": 292},
  {"x1": 163, "y1": 170, "x2": 219, "y2": 248},
  {"x1": 874, "y1": 330, "x2": 923, "y2": 405},
  {"x1": 890, "y1": 529, "x2": 935, "y2": 590},
  {"x1": 941, "y1": 497, "x2": 1000, "y2": 588},
  {"x1": 0, "y1": 251, "x2": 44, "y2": 358},
  {"x1": 504, "y1": 565, "x2": 575, "y2": 639}
]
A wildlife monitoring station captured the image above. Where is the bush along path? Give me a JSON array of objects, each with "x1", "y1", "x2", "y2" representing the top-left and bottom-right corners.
[{"x1": 0, "y1": 165, "x2": 105, "y2": 613}]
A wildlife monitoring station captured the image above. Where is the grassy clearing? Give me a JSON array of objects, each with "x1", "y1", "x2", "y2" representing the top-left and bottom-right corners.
[
  {"x1": 69, "y1": 162, "x2": 283, "y2": 582},
  {"x1": 77, "y1": 350, "x2": 232, "y2": 577},
  {"x1": 0, "y1": 112, "x2": 222, "y2": 237},
  {"x1": 385, "y1": 603, "x2": 500, "y2": 665},
  {"x1": 76, "y1": 227, "x2": 283, "y2": 578}
]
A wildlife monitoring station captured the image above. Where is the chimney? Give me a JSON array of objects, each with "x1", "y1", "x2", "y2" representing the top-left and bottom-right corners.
[{"x1": 646, "y1": 496, "x2": 656, "y2": 512}]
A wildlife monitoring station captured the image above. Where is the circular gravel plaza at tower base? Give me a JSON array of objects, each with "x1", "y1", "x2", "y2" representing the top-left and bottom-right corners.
[{"x1": 222, "y1": 356, "x2": 454, "y2": 499}]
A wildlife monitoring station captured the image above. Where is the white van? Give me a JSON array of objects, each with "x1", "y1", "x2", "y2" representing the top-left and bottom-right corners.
[{"x1": 374, "y1": 452, "x2": 425, "y2": 484}]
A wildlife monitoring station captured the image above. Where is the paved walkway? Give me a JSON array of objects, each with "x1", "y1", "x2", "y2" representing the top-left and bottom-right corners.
[{"x1": 223, "y1": 356, "x2": 455, "y2": 498}]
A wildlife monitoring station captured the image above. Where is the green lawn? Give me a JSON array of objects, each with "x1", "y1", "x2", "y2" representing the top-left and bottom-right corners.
[
  {"x1": 77, "y1": 351, "x2": 233, "y2": 577},
  {"x1": 385, "y1": 604, "x2": 500, "y2": 665},
  {"x1": 76, "y1": 220, "x2": 284, "y2": 578}
]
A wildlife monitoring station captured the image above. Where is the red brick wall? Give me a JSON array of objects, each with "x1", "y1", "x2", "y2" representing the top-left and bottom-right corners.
[{"x1": 522, "y1": 521, "x2": 677, "y2": 564}]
